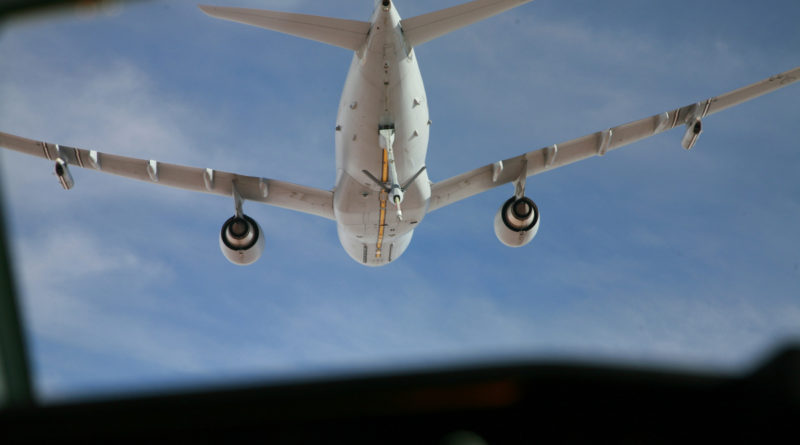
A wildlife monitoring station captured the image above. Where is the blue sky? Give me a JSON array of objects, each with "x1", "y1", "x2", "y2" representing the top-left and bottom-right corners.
[{"x1": 1, "y1": 0, "x2": 799, "y2": 401}]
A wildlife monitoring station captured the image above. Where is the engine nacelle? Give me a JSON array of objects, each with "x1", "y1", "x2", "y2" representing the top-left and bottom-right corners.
[
  {"x1": 54, "y1": 158, "x2": 74, "y2": 190},
  {"x1": 681, "y1": 118, "x2": 702, "y2": 150},
  {"x1": 219, "y1": 214, "x2": 265, "y2": 265},
  {"x1": 494, "y1": 196, "x2": 540, "y2": 247}
]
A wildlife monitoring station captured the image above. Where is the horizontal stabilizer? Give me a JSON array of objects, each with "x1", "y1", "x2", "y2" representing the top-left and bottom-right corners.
[
  {"x1": 198, "y1": 5, "x2": 370, "y2": 51},
  {"x1": 401, "y1": 0, "x2": 533, "y2": 47}
]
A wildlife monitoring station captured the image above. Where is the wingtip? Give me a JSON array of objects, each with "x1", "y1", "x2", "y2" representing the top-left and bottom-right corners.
[{"x1": 197, "y1": 5, "x2": 214, "y2": 15}]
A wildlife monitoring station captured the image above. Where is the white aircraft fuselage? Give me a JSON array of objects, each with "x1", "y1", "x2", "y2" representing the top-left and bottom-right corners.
[{"x1": 334, "y1": 3, "x2": 430, "y2": 266}]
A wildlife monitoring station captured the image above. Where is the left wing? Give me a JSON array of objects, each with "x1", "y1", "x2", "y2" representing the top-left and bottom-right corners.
[
  {"x1": 0, "y1": 132, "x2": 335, "y2": 220},
  {"x1": 428, "y1": 66, "x2": 800, "y2": 212}
]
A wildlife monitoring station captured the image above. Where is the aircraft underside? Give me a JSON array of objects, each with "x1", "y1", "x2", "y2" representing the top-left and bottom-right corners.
[{"x1": 333, "y1": 4, "x2": 431, "y2": 266}]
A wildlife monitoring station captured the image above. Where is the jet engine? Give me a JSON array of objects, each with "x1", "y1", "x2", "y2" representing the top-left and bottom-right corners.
[
  {"x1": 219, "y1": 214, "x2": 265, "y2": 265},
  {"x1": 681, "y1": 118, "x2": 703, "y2": 150},
  {"x1": 494, "y1": 196, "x2": 540, "y2": 247},
  {"x1": 54, "y1": 158, "x2": 74, "y2": 190}
]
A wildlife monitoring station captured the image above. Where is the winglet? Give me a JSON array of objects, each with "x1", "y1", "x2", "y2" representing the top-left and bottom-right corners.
[{"x1": 198, "y1": 5, "x2": 371, "y2": 51}]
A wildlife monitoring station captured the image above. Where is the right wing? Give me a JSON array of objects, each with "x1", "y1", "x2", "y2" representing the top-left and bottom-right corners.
[
  {"x1": 0, "y1": 132, "x2": 335, "y2": 220},
  {"x1": 429, "y1": 66, "x2": 800, "y2": 212}
]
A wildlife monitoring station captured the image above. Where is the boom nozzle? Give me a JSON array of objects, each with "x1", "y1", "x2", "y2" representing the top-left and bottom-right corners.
[{"x1": 393, "y1": 194, "x2": 403, "y2": 221}]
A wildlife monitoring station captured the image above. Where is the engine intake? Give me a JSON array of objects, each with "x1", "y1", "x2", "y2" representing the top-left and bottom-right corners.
[
  {"x1": 219, "y1": 214, "x2": 265, "y2": 265},
  {"x1": 494, "y1": 196, "x2": 540, "y2": 247}
]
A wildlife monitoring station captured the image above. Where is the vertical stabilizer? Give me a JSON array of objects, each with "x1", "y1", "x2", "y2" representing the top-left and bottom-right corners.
[{"x1": 400, "y1": 0, "x2": 533, "y2": 47}]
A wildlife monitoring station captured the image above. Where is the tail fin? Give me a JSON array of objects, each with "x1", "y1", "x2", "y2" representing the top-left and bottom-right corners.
[
  {"x1": 198, "y1": 5, "x2": 370, "y2": 51},
  {"x1": 401, "y1": 0, "x2": 533, "y2": 47}
]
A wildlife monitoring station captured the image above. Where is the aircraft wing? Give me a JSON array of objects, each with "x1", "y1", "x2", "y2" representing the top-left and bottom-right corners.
[
  {"x1": 428, "y1": 66, "x2": 800, "y2": 212},
  {"x1": 0, "y1": 132, "x2": 335, "y2": 220}
]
